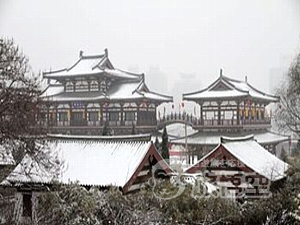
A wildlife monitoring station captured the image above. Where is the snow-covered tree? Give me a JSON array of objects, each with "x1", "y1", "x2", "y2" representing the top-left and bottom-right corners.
[{"x1": 275, "y1": 53, "x2": 300, "y2": 137}]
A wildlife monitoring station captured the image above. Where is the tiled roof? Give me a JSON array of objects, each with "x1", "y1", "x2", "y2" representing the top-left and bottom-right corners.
[
  {"x1": 171, "y1": 130, "x2": 289, "y2": 145},
  {"x1": 41, "y1": 80, "x2": 173, "y2": 102},
  {"x1": 183, "y1": 75, "x2": 279, "y2": 102},
  {"x1": 4, "y1": 139, "x2": 153, "y2": 187},
  {"x1": 185, "y1": 135, "x2": 288, "y2": 181}
]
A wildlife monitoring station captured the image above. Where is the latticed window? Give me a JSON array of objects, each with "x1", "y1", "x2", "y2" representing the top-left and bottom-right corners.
[
  {"x1": 148, "y1": 103, "x2": 156, "y2": 112},
  {"x1": 90, "y1": 80, "x2": 99, "y2": 91},
  {"x1": 59, "y1": 112, "x2": 68, "y2": 121},
  {"x1": 109, "y1": 112, "x2": 119, "y2": 121},
  {"x1": 66, "y1": 81, "x2": 74, "y2": 92},
  {"x1": 89, "y1": 112, "x2": 98, "y2": 121},
  {"x1": 100, "y1": 80, "x2": 106, "y2": 92},
  {"x1": 125, "y1": 112, "x2": 135, "y2": 121},
  {"x1": 75, "y1": 80, "x2": 89, "y2": 92}
]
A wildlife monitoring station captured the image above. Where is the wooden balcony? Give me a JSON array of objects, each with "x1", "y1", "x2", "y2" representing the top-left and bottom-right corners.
[{"x1": 157, "y1": 113, "x2": 271, "y2": 130}]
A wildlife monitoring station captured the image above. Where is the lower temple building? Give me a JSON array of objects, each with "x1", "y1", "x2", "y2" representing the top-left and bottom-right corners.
[
  {"x1": 185, "y1": 135, "x2": 288, "y2": 199},
  {"x1": 1, "y1": 134, "x2": 172, "y2": 223}
]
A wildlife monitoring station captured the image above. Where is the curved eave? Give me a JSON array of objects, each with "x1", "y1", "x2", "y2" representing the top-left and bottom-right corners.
[
  {"x1": 103, "y1": 69, "x2": 143, "y2": 81},
  {"x1": 44, "y1": 70, "x2": 142, "y2": 82},
  {"x1": 183, "y1": 93, "x2": 279, "y2": 104},
  {"x1": 183, "y1": 94, "x2": 248, "y2": 102},
  {"x1": 40, "y1": 95, "x2": 107, "y2": 102},
  {"x1": 43, "y1": 71, "x2": 104, "y2": 80},
  {"x1": 40, "y1": 94, "x2": 172, "y2": 103}
]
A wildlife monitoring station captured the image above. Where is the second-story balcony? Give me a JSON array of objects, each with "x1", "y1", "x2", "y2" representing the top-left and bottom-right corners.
[{"x1": 157, "y1": 112, "x2": 271, "y2": 130}]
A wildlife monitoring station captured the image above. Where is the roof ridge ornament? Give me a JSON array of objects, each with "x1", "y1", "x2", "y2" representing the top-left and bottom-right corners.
[
  {"x1": 245, "y1": 75, "x2": 248, "y2": 83},
  {"x1": 220, "y1": 68, "x2": 223, "y2": 78},
  {"x1": 104, "y1": 48, "x2": 108, "y2": 57},
  {"x1": 79, "y1": 50, "x2": 84, "y2": 58}
]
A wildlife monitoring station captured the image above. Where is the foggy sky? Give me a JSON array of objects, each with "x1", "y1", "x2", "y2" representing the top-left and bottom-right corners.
[{"x1": 1, "y1": 0, "x2": 300, "y2": 105}]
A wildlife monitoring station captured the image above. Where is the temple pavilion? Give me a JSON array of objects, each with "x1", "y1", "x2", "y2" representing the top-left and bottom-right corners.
[
  {"x1": 38, "y1": 49, "x2": 172, "y2": 135},
  {"x1": 170, "y1": 70, "x2": 289, "y2": 161}
]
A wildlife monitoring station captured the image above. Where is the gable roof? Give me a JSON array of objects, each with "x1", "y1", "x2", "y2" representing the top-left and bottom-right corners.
[
  {"x1": 183, "y1": 73, "x2": 279, "y2": 103},
  {"x1": 3, "y1": 139, "x2": 171, "y2": 191},
  {"x1": 185, "y1": 135, "x2": 288, "y2": 182}
]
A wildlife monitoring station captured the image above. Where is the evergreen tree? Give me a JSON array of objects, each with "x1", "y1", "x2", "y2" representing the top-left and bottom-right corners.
[
  {"x1": 131, "y1": 122, "x2": 136, "y2": 135},
  {"x1": 102, "y1": 121, "x2": 110, "y2": 136},
  {"x1": 161, "y1": 127, "x2": 169, "y2": 160}
]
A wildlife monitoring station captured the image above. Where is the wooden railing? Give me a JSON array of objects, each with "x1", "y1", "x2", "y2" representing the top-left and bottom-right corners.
[{"x1": 157, "y1": 113, "x2": 271, "y2": 129}]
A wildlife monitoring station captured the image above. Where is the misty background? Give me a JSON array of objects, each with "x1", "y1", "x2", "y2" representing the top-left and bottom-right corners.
[{"x1": 1, "y1": 0, "x2": 300, "y2": 112}]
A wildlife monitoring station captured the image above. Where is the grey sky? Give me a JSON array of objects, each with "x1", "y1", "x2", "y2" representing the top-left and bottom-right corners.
[{"x1": 1, "y1": 0, "x2": 300, "y2": 104}]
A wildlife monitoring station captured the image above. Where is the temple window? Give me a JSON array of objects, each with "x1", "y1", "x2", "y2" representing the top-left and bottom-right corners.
[
  {"x1": 87, "y1": 103, "x2": 100, "y2": 126},
  {"x1": 75, "y1": 80, "x2": 89, "y2": 92},
  {"x1": 66, "y1": 81, "x2": 74, "y2": 92},
  {"x1": 59, "y1": 112, "x2": 68, "y2": 122},
  {"x1": 56, "y1": 104, "x2": 70, "y2": 126},
  {"x1": 109, "y1": 112, "x2": 119, "y2": 121},
  {"x1": 100, "y1": 80, "x2": 106, "y2": 92},
  {"x1": 89, "y1": 112, "x2": 98, "y2": 121},
  {"x1": 108, "y1": 103, "x2": 121, "y2": 126},
  {"x1": 90, "y1": 80, "x2": 99, "y2": 91},
  {"x1": 125, "y1": 112, "x2": 135, "y2": 121},
  {"x1": 123, "y1": 103, "x2": 137, "y2": 125},
  {"x1": 106, "y1": 80, "x2": 112, "y2": 90}
]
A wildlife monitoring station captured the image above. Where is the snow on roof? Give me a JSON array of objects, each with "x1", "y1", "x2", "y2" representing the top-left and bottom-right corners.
[
  {"x1": 47, "y1": 133, "x2": 152, "y2": 141},
  {"x1": 160, "y1": 123, "x2": 198, "y2": 139},
  {"x1": 42, "y1": 51, "x2": 142, "y2": 81},
  {"x1": 40, "y1": 84, "x2": 64, "y2": 98},
  {"x1": 41, "y1": 80, "x2": 172, "y2": 102},
  {"x1": 141, "y1": 91, "x2": 173, "y2": 102},
  {"x1": 185, "y1": 135, "x2": 288, "y2": 181},
  {"x1": 171, "y1": 130, "x2": 289, "y2": 146},
  {"x1": 220, "y1": 136, "x2": 288, "y2": 181},
  {"x1": 4, "y1": 140, "x2": 153, "y2": 188},
  {"x1": 40, "y1": 50, "x2": 172, "y2": 103},
  {"x1": 43, "y1": 54, "x2": 106, "y2": 78},
  {"x1": 104, "y1": 68, "x2": 143, "y2": 80},
  {"x1": 183, "y1": 90, "x2": 248, "y2": 100},
  {"x1": 183, "y1": 75, "x2": 279, "y2": 102}
]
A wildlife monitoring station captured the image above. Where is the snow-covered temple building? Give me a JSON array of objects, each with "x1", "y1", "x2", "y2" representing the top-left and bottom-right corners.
[
  {"x1": 38, "y1": 49, "x2": 172, "y2": 135},
  {"x1": 2, "y1": 134, "x2": 172, "y2": 223},
  {"x1": 170, "y1": 70, "x2": 289, "y2": 163},
  {"x1": 185, "y1": 135, "x2": 288, "y2": 198}
]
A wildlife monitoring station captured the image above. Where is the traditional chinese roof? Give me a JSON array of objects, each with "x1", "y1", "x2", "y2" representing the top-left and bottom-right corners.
[
  {"x1": 43, "y1": 50, "x2": 141, "y2": 81},
  {"x1": 40, "y1": 79, "x2": 173, "y2": 103},
  {"x1": 183, "y1": 71, "x2": 279, "y2": 103},
  {"x1": 3, "y1": 138, "x2": 172, "y2": 192},
  {"x1": 47, "y1": 133, "x2": 152, "y2": 141},
  {"x1": 40, "y1": 49, "x2": 173, "y2": 103},
  {"x1": 185, "y1": 135, "x2": 288, "y2": 181},
  {"x1": 171, "y1": 130, "x2": 289, "y2": 146}
]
